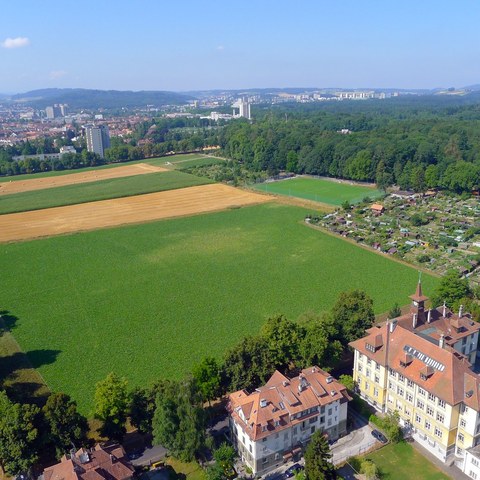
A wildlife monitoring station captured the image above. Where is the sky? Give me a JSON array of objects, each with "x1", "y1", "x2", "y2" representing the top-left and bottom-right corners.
[{"x1": 1, "y1": 0, "x2": 479, "y2": 93}]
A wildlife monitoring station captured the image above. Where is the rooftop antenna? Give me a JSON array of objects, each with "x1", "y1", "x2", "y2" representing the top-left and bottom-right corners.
[{"x1": 418, "y1": 270, "x2": 422, "y2": 283}]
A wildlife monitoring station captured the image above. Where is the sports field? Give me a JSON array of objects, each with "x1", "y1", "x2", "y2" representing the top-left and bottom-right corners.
[
  {"x1": 0, "y1": 170, "x2": 211, "y2": 215},
  {"x1": 0, "y1": 184, "x2": 269, "y2": 242},
  {"x1": 252, "y1": 177, "x2": 384, "y2": 206},
  {"x1": 0, "y1": 203, "x2": 438, "y2": 413}
]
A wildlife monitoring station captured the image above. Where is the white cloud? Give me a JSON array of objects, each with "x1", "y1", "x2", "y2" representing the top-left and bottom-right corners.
[
  {"x1": 1, "y1": 37, "x2": 30, "y2": 49},
  {"x1": 49, "y1": 70, "x2": 67, "y2": 80},
  {"x1": 216, "y1": 45, "x2": 225, "y2": 51}
]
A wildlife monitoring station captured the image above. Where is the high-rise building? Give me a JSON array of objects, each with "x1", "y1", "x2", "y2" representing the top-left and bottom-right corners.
[
  {"x1": 232, "y1": 98, "x2": 251, "y2": 119},
  {"x1": 85, "y1": 124, "x2": 110, "y2": 158}
]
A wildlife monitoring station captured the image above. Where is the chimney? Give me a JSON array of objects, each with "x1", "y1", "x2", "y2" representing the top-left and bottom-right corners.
[
  {"x1": 389, "y1": 319, "x2": 397, "y2": 333},
  {"x1": 439, "y1": 334, "x2": 445, "y2": 349},
  {"x1": 412, "y1": 313, "x2": 418, "y2": 329},
  {"x1": 459, "y1": 305, "x2": 464, "y2": 318},
  {"x1": 443, "y1": 302, "x2": 447, "y2": 318},
  {"x1": 427, "y1": 309, "x2": 431, "y2": 324}
]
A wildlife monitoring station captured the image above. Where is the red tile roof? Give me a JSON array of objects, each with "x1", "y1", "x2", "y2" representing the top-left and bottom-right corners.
[
  {"x1": 228, "y1": 367, "x2": 351, "y2": 441},
  {"x1": 42, "y1": 444, "x2": 134, "y2": 480},
  {"x1": 350, "y1": 322, "x2": 480, "y2": 408}
]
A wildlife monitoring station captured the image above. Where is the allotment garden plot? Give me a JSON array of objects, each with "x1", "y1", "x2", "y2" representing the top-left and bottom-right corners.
[
  {"x1": 253, "y1": 176, "x2": 384, "y2": 206},
  {"x1": 0, "y1": 203, "x2": 438, "y2": 413}
]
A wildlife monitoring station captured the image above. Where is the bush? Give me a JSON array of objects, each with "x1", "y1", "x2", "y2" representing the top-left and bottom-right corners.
[
  {"x1": 369, "y1": 412, "x2": 402, "y2": 443},
  {"x1": 417, "y1": 254, "x2": 431, "y2": 263}
]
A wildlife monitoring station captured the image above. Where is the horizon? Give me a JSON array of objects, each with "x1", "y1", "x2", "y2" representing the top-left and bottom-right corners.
[{"x1": 1, "y1": 0, "x2": 480, "y2": 93}]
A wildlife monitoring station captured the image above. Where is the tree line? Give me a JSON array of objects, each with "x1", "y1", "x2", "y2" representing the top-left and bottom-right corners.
[{"x1": 218, "y1": 101, "x2": 480, "y2": 193}]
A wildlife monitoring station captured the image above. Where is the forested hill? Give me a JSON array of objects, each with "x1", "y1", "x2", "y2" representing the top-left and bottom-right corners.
[
  {"x1": 219, "y1": 96, "x2": 480, "y2": 193},
  {"x1": 10, "y1": 88, "x2": 194, "y2": 109}
]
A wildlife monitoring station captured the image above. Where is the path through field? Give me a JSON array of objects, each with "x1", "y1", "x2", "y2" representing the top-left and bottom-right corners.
[{"x1": 0, "y1": 184, "x2": 271, "y2": 242}]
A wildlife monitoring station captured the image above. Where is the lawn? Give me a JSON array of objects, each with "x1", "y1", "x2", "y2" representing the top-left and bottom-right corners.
[
  {"x1": 0, "y1": 170, "x2": 211, "y2": 214},
  {"x1": 0, "y1": 203, "x2": 438, "y2": 413},
  {"x1": 365, "y1": 442, "x2": 450, "y2": 480},
  {"x1": 252, "y1": 177, "x2": 384, "y2": 206}
]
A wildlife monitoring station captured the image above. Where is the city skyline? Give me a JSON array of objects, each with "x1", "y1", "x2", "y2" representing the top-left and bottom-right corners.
[{"x1": 1, "y1": 0, "x2": 479, "y2": 93}]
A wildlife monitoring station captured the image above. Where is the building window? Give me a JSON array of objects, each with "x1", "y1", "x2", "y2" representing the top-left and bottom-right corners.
[
  {"x1": 275, "y1": 453, "x2": 281, "y2": 460},
  {"x1": 366, "y1": 369, "x2": 371, "y2": 377},
  {"x1": 359, "y1": 353, "x2": 363, "y2": 360},
  {"x1": 419, "y1": 388, "x2": 426, "y2": 396},
  {"x1": 358, "y1": 364, "x2": 363, "y2": 372},
  {"x1": 263, "y1": 458, "x2": 268, "y2": 464},
  {"x1": 426, "y1": 406, "x2": 434, "y2": 416},
  {"x1": 461, "y1": 419, "x2": 467, "y2": 428},
  {"x1": 250, "y1": 445, "x2": 253, "y2": 453},
  {"x1": 434, "y1": 427, "x2": 442, "y2": 438},
  {"x1": 472, "y1": 458, "x2": 479, "y2": 467},
  {"x1": 438, "y1": 399, "x2": 446, "y2": 409},
  {"x1": 374, "y1": 388, "x2": 379, "y2": 397},
  {"x1": 262, "y1": 437, "x2": 267, "y2": 442},
  {"x1": 459, "y1": 433, "x2": 465, "y2": 443},
  {"x1": 388, "y1": 381, "x2": 394, "y2": 389},
  {"x1": 428, "y1": 393, "x2": 435, "y2": 402},
  {"x1": 469, "y1": 471, "x2": 477, "y2": 480},
  {"x1": 328, "y1": 408, "x2": 332, "y2": 416},
  {"x1": 320, "y1": 406, "x2": 325, "y2": 414},
  {"x1": 417, "y1": 400, "x2": 424, "y2": 410},
  {"x1": 375, "y1": 363, "x2": 380, "y2": 371},
  {"x1": 389, "y1": 368, "x2": 396, "y2": 378},
  {"x1": 425, "y1": 420, "x2": 431, "y2": 430},
  {"x1": 415, "y1": 413, "x2": 421, "y2": 423},
  {"x1": 407, "y1": 379, "x2": 414, "y2": 388},
  {"x1": 406, "y1": 393, "x2": 413, "y2": 403},
  {"x1": 367, "y1": 358, "x2": 372, "y2": 365},
  {"x1": 320, "y1": 416, "x2": 325, "y2": 424},
  {"x1": 311, "y1": 426, "x2": 315, "y2": 434},
  {"x1": 328, "y1": 419, "x2": 332, "y2": 426},
  {"x1": 457, "y1": 447, "x2": 464, "y2": 455},
  {"x1": 309, "y1": 416, "x2": 317, "y2": 424},
  {"x1": 436, "y1": 413, "x2": 444, "y2": 424},
  {"x1": 375, "y1": 375, "x2": 380, "y2": 384},
  {"x1": 397, "y1": 386, "x2": 404, "y2": 396},
  {"x1": 398, "y1": 374, "x2": 405, "y2": 382}
]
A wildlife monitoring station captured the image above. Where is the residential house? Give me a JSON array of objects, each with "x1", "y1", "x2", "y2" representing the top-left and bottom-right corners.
[{"x1": 228, "y1": 367, "x2": 351, "y2": 475}]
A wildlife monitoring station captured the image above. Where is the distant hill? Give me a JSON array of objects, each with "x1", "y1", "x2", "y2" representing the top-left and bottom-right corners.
[
  {"x1": 464, "y1": 84, "x2": 480, "y2": 91},
  {"x1": 10, "y1": 88, "x2": 194, "y2": 109}
]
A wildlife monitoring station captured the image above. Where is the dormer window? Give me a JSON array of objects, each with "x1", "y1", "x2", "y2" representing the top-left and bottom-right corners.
[
  {"x1": 366, "y1": 343, "x2": 376, "y2": 353},
  {"x1": 274, "y1": 420, "x2": 280, "y2": 427}
]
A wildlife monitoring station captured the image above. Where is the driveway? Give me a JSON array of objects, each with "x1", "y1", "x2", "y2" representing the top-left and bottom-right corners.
[
  {"x1": 330, "y1": 410, "x2": 378, "y2": 465},
  {"x1": 130, "y1": 444, "x2": 167, "y2": 467}
]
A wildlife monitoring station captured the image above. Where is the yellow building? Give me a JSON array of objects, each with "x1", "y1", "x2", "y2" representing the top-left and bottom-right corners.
[{"x1": 350, "y1": 283, "x2": 480, "y2": 477}]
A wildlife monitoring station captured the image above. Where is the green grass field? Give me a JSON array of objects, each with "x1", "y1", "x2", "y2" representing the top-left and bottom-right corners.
[
  {"x1": 365, "y1": 442, "x2": 450, "y2": 480},
  {"x1": 0, "y1": 170, "x2": 211, "y2": 214},
  {"x1": 0, "y1": 203, "x2": 438, "y2": 413},
  {"x1": 252, "y1": 177, "x2": 384, "y2": 206}
]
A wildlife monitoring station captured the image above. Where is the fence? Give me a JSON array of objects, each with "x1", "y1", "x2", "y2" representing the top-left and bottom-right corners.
[{"x1": 332, "y1": 439, "x2": 378, "y2": 466}]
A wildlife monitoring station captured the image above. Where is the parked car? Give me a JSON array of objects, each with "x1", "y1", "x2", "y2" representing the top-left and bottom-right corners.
[
  {"x1": 285, "y1": 464, "x2": 304, "y2": 478},
  {"x1": 371, "y1": 429, "x2": 388, "y2": 443}
]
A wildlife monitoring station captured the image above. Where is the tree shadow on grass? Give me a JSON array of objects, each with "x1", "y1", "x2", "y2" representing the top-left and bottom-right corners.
[
  {"x1": 0, "y1": 310, "x2": 19, "y2": 331},
  {"x1": 0, "y1": 349, "x2": 61, "y2": 405}
]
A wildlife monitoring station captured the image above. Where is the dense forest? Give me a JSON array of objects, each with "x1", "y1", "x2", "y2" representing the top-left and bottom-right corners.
[{"x1": 219, "y1": 96, "x2": 480, "y2": 193}]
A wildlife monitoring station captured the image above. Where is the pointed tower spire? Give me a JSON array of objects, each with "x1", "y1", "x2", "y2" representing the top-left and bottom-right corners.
[{"x1": 409, "y1": 275, "x2": 428, "y2": 321}]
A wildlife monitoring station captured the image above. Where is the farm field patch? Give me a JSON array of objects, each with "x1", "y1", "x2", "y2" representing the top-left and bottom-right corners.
[
  {"x1": 0, "y1": 163, "x2": 166, "y2": 195},
  {"x1": 0, "y1": 170, "x2": 211, "y2": 215},
  {"x1": 0, "y1": 203, "x2": 438, "y2": 412},
  {"x1": 0, "y1": 184, "x2": 270, "y2": 242},
  {"x1": 252, "y1": 176, "x2": 384, "y2": 206}
]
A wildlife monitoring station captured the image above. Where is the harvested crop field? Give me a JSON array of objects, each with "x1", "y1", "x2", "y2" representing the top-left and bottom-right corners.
[
  {"x1": 0, "y1": 163, "x2": 166, "y2": 195},
  {"x1": 0, "y1": 184, "x2": 271, "y2": 242}
]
